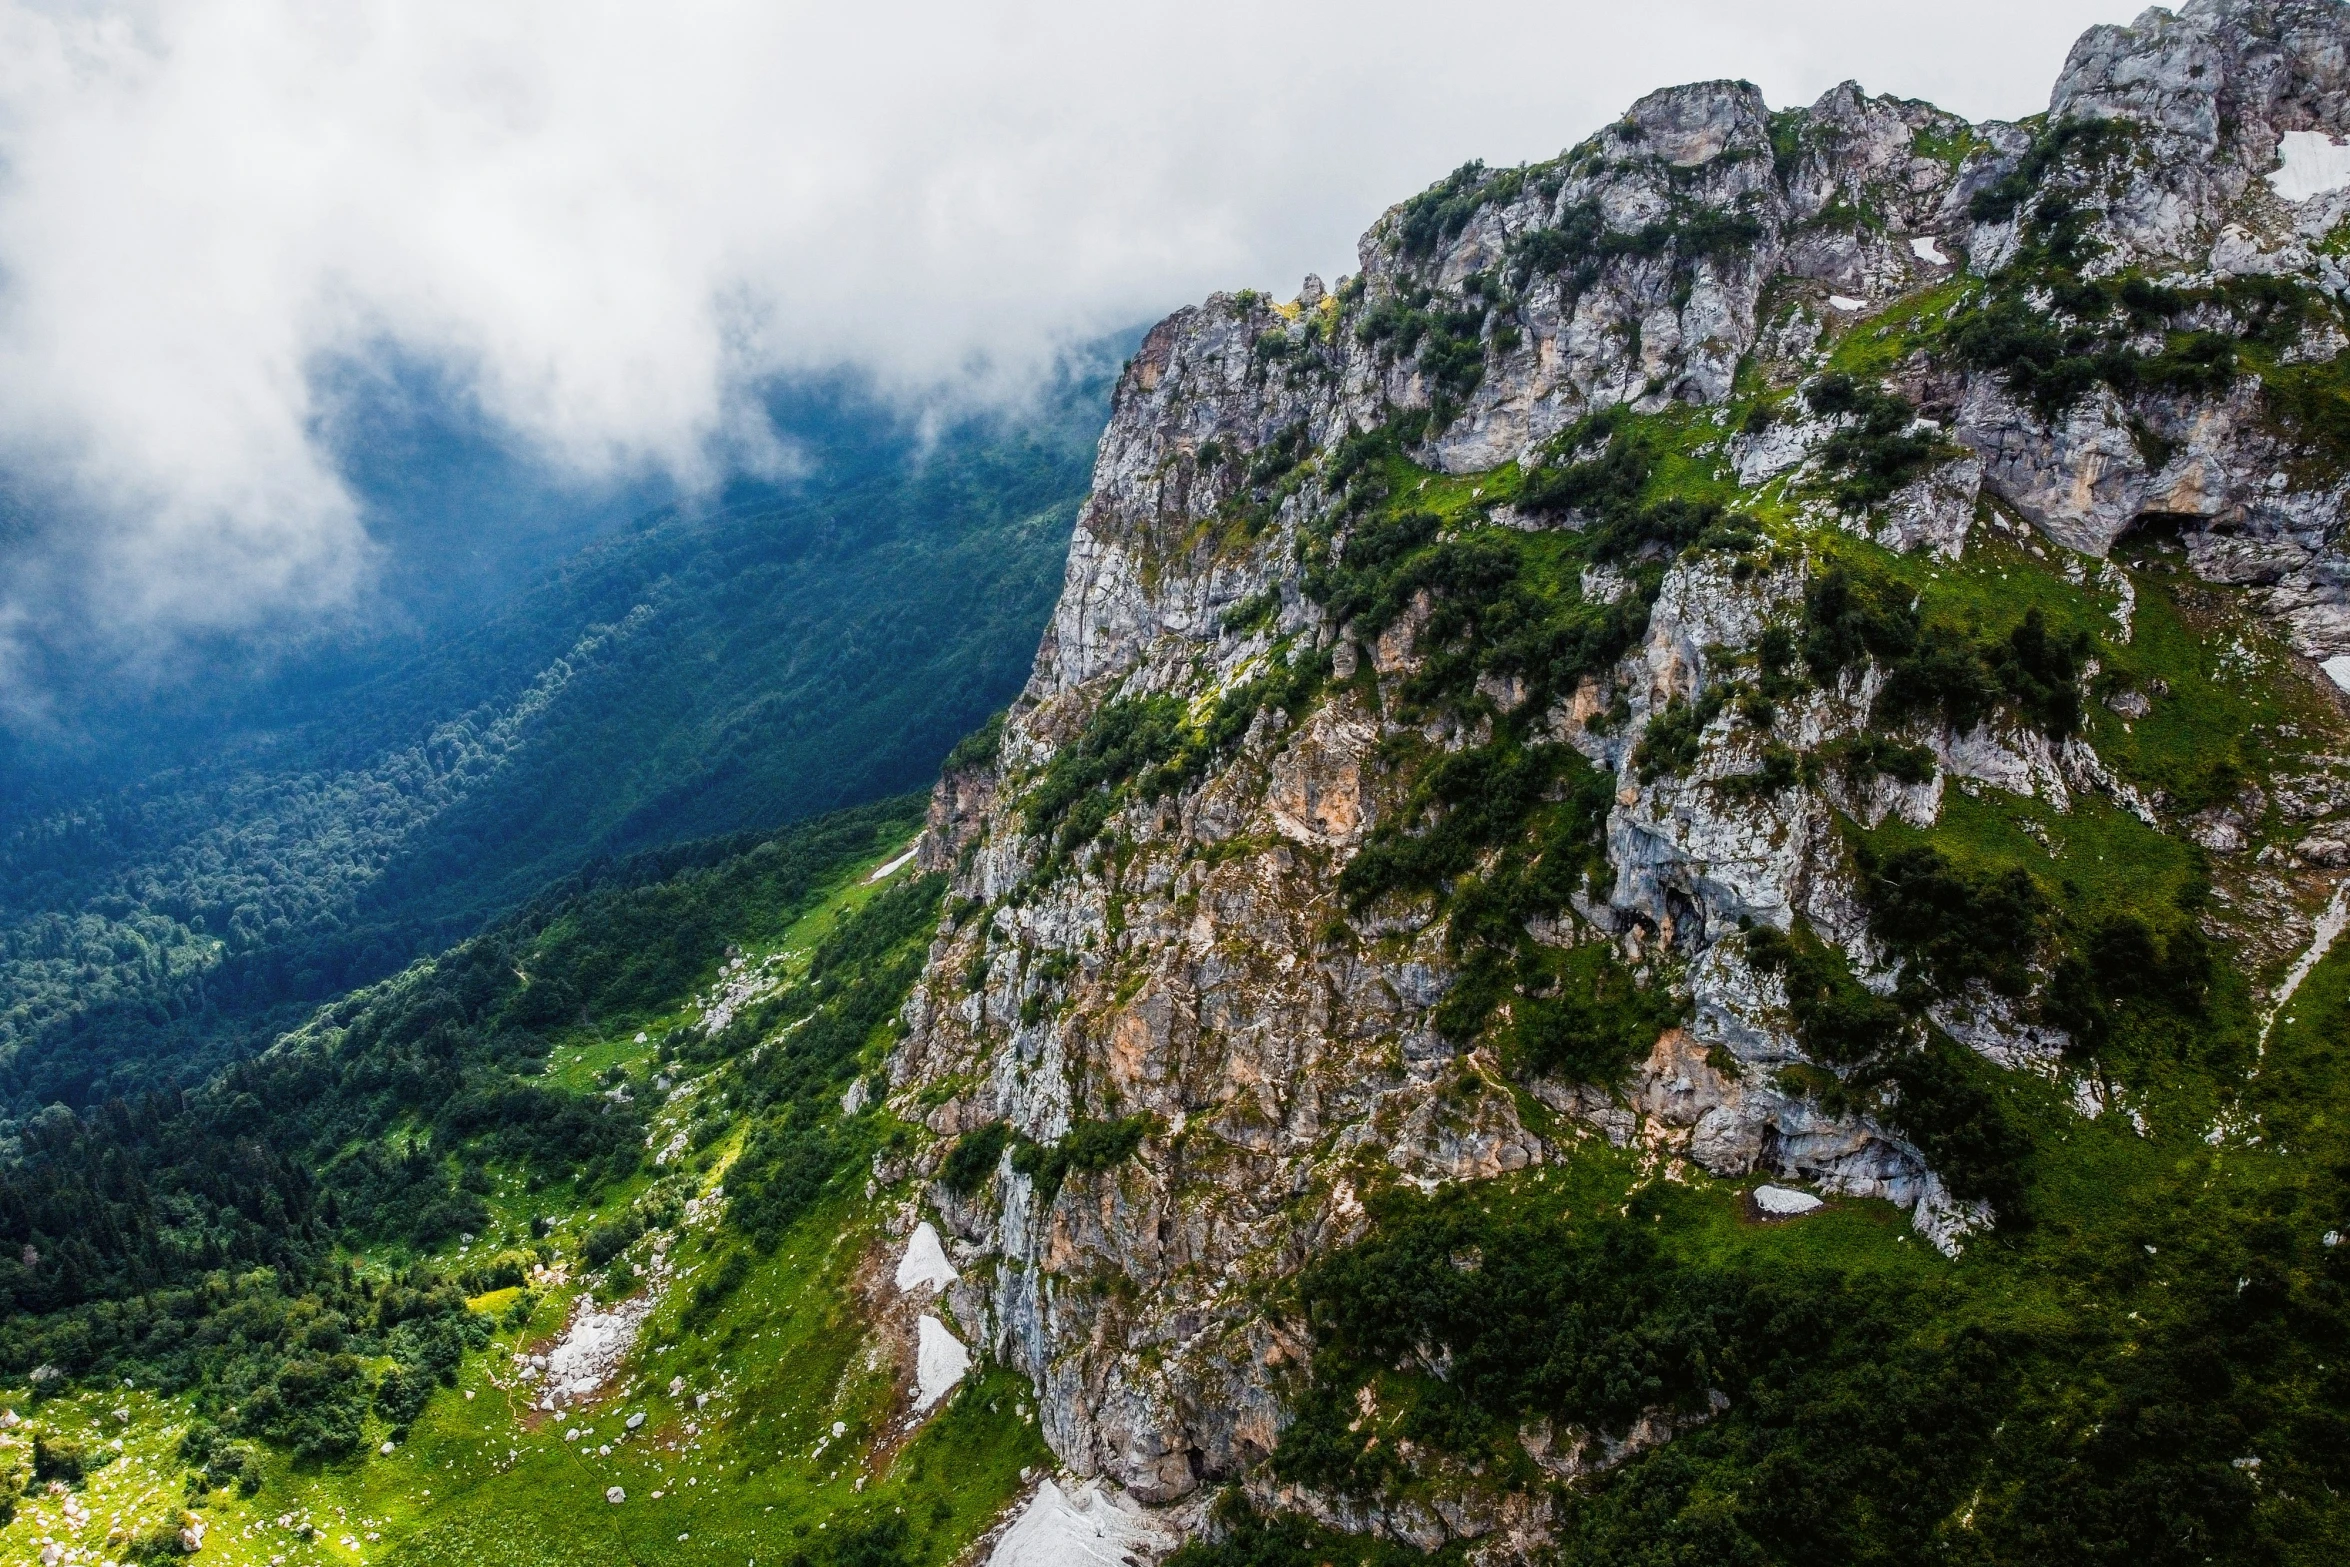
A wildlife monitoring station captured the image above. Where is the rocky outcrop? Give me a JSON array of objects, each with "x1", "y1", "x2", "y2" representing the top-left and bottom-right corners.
[
  {"x1": 1947, "y1": 0, "x2": 2350, "y2": 652},
  {"x1": 886, "y1": 0, "x2": 2350, "y2": 1538},
  {"x1": 2049, "y1": 0, "x2": 2350, "y2": 263},
  {"x1": 919, "y1": 752, "x2": 1000, "y2": 874}
]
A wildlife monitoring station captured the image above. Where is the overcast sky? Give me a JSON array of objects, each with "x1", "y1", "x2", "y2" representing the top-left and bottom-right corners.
[{"x1": 0, "y1": 0, "x2": 2140, "y2": 704}]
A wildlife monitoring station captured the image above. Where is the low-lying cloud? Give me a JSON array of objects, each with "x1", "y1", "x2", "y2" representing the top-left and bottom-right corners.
[{"x1": 0, "y1": 0, "x2": 2134, "y2": 705}]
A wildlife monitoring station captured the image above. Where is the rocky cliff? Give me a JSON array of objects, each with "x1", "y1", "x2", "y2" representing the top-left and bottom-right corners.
[{"x1": 888, "y1": 3, "x2": 2350, "y2": 1556}]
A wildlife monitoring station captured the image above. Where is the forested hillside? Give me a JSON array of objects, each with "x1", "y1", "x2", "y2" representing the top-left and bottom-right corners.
[
  {"x1": 0, "y1": 365, "x2": 1114, "y2": 1116},
  {"x1": 0, "y1": 793, "x2": 1027, "y2": 1567}
]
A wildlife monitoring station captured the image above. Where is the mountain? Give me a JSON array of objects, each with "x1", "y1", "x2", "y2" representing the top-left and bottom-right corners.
[
  {"x1": 0, "y1": 362, "x2": 1114, "y2": 1113},
  {"x1": 8, "y1": 2, "x2": 2350, "y2": 1566},
  {"x1": 893, "y1": 1, "x2": 2350, "y2": 1558}
]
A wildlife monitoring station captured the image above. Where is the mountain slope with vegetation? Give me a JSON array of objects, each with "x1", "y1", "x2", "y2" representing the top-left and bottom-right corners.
[
  {"x1": 0, "y1": 796, "x2": 1057, "y2": 1567},
  {"x1": 11, "y1": 4, "x2": 2350, "y2": 1567},
  {"x1": 0, "y1": 367, "x2": 1112, "y2": 1117},
  {"x1": 877, "y1": 3, "x2": 2350, "y2": 1562}
]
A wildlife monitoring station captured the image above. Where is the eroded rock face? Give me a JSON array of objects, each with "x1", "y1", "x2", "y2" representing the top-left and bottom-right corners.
[
  {"x1": 888, "y1": 0, "x2": 2350, "y2": 1535},
  {"x1": 1957, "y1": 371, "x2": 2350, "y2": 653},
  {"x1": 891, "y1": 299, "x2": 1970, "y2": 1520},
  {"x1": 2049, "y1": 0, "x2": 2350, "y2": 263},
  {"x1": 1943, "y1": 0, "x2": 2350, "y2": 652},
  {"x1": 1265, "y1": 704, "x2": 1379, "y2": 849}
]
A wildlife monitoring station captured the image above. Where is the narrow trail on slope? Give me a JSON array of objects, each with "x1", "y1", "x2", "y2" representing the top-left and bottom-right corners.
[{"x1": 2260, "y1": 877, "x2": 2350, "y2": 1060}]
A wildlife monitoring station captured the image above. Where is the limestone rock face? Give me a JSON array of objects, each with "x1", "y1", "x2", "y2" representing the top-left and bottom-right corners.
[
  {"x1": 2047, "y1": 0, "x2": 2350, "y2": 263},
  {"x1": 919, "y1": 753, "x2": 999, "y2": 874},
  {"x1": 887, "y1": 0, "x2": 2350, "y2": 1535},
  {"x1": 1938, "y1": 0, "x2": 2350, "y2": 651},
  {"x1": 1957, "y1": 371, "x2": 2350, "y2": 653}
]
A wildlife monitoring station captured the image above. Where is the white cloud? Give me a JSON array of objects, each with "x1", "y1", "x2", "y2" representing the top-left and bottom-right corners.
[{"x1": 0, "y1": 0, "x2": 2136, "y2": 676}]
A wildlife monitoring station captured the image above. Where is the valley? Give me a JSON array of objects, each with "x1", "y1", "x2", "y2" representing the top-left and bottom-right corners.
[{"x1": 10, "y1": 2, "x2": 2350, "y2": 1564}]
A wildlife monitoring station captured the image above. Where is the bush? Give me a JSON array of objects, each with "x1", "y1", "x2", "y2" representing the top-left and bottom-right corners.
[
  {"x1": 1745, "y1": 916, "x2": 2032, "y2": 1215},
  {"x1": 784, "y1": 1513, "x2": 915, "y2": 1567},
  {"x1": 939, "y1": 1122, "x2": 1011, "y2": 1198},
  {"x1": 1502, "y1": 198, "x2": 1762, "y2": 317},
  {"x1": 1855, "y1": 840, "x2": 2047, "y2": 1002},
  {"x1": 1307, "y1": 413, "x2": 1711, "y2": 733},
  {"x1": 1966, "y1": 117, "x2": 2132, "y2": 225},
  {"x1": 1276, "y1": 1185, "x2": 1738, "y2": 1495},
  {"x1": 237, "y1": 1354, "x2": 369, "y2": 1462},
  {"x1": 1397, "y1": 161, "x2": 1517, "y2": 257},
  {"x1": 680, "y1": 1249, "x2": 752, "y2": 1333},
  {"x1": 32, "y1": 1432, "x2": 89, "y2": 1485},
  {"x1": 1360, "y1": 284, "x2": 1496, "y2": 409},
  {"x1": 1805, "y1": 374, "x2": 1941, "y2": 509},
  {"x1": 127, "y1": 1520, "x2": 192, "y2": 1566},
  {"x1": 1498, "y1": 943, "x2": 1680, "y2": 1084},
  {"x1": 178, "y1": 1422, "x2": 262, "y2": 1497},
  {"x1": 1012, "y1": 1116, "x2": 1152, "y2": 1204},
  {"x1": 458, "y1": 1252, "x2": 529, "y2": 1295},
  {"x1": 1633, "y1": 689, "x2": 1728, "y2": 780},
  {"x1": 1167, "y1": 1496, "x2": 1428, "y2": 1567},
  {"x1": 728, "y1": 1118, "x2": 843, "y2": 1247},
  {"x1": 374, "y1": 1363, "x2": 433, "y2": 1431},
  {"x1": 1989, "y1": 606, "x2": 2090, "y2": 738},
  {"x1": 1744, "y1": 921, "x2": 1904, "y2": 1067},
  {"x1": 1342, "y1": 741, "x2": 1602, "y2": 908},
  {"x1": 1022, "y1": 654, "x2": 1325, "y2": 860},
  {"x1": 1821, "y1": 734, "x2": 1936, "y2": 787},
  {"x1": 942, "y1": 711, "x2": 1007, "y2": 774},
  {"x1": 581, "y1": 1212, "x2": 646, "y2": 1268},
  {"x1": 1801, "y1": 560, "x2": 1921, "y2": 680},
  {"x1": 1804, "y1": 560, "x2": 2088, "y2": 739},
  {"x1": 2044, "y1": 908, "x2": 2212, "y2": 1055},
  {"x1": 1882, "y1": 1035, "x2": 2032, "y2": 1214},
  {"x1": 1254, "y1": 1167, "x2": 2317, "y2": 1562},
  {"x1": 1939, "y1": 123, "x2": 2301, "y2": 426}
]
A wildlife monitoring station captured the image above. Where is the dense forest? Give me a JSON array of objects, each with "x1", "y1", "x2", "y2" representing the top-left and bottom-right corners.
[{"x1": 0, "y1": 797, "x2": 924, "y2": 1459}]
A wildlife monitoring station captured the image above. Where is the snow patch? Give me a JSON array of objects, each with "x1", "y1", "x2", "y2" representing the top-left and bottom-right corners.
[
  {"x1": 2322, "y1": 654, "x2": 2350, "y2": 691},
  {"x1": 1908, "y1": 234, "x2": 1948, "y2": 264},
  {"x1": 895, "y1": 1221, "x2": 959, "y2": 1293},
  {"x1": 867, "y1": 845, "x2": 920, "y2": 883},
  {"x1": 2270, "y1": 130, "x2": 2350, "y2": 202},
  {"x1": 1752, "y1": 1185, "x2": 1823, "y2": 1217},
  {"x1": 915, "y1": 1314, "x2": 971, "y2": 1410},
  {"x1": 986, "y1": 1480, "x2": 1178, "y2": 1567},
  {"x1": 1827, "y1": 294, "x2": 1866, "y2": 312}
]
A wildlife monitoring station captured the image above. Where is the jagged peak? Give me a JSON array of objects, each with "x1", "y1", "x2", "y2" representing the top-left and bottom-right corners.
[{"x1": 2054, "y1": 0, "x2": 2350, "y2": 150}]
